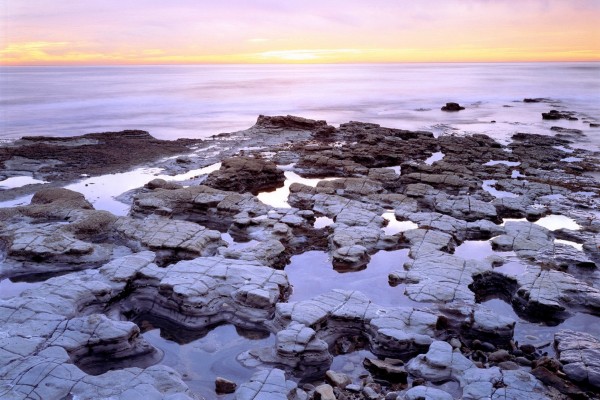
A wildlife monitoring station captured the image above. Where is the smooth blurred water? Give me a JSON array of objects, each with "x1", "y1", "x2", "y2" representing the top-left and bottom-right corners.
[{"x1": 1, "y1": 63, "x2": 599, "y2": 146}]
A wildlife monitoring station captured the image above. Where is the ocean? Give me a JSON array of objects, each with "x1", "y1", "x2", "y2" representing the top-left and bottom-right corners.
[{"x1": 1, "y1": 63, "x2": 599, "y2": 147}]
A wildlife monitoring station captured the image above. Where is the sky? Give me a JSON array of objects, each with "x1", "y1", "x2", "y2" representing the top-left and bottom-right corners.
[{"x1": 1, "y1": 0, "x2": 599, "y2": 65}]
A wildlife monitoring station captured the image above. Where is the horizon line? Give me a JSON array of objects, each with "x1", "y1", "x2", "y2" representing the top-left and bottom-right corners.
[{"x1": 2, "y1": 60, "x2": 599, "y2": 67}]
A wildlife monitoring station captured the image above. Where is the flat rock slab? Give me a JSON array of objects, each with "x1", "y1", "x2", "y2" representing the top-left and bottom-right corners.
[{"x1": 555, "y1": 329, "x2": 600, "y2": 388}]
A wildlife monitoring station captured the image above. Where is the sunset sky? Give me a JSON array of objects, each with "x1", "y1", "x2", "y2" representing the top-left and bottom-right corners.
[{"x1": 1, "y1": 0, "x2": 599, "y2": 65}]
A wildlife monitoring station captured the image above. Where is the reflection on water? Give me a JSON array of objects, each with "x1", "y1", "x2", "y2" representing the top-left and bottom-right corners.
[
  {"x1": 142, "y1": 324, "x2": 274, "y2": 400},
  {"x1": 314, "y1": 216, "x2": 335, "y2": 229},
  {"x1": 493, "y1": 261, "x2": 528, "y2": 276},
  {"x1": 482, "y1": 180, "x2": 519, "y2": 198},
  {"x1": 560, "y1": 157, "x2": 583, "y2": 163},
  {"x1": 534, "y1": 214, "x2": 581, "y2": 231},
  {"x1": 257, "y1": 170, "x2": 337, "y2": 208},
  {"x1": 453, "y1": 240, "x2": 498, "y2": 260},
  {"x1": 0, "y1": 176, "x2": 48, "y2": 189},
  {"x1": 0, "y1": 162, "x2": 223, "y2": 214},
  {"x1": 483, "y1": 160, "x2": 521, "y2": 167},
  {"x1": 285, "y1": 249, "x2": 418, "y2": 307},
  {"x1": 386, "y1": 165, "x2": 401, "y2": 175},
  {"x1": 0, "y1": 278, "x2": 42, "y2": 299},
  {"x1": 330, "y1": 349, "x2": 374, "y2": 383},
  {"x1": 554, "y1": 239, "x2": 584, "y2": 251},
  {"x1": 381, "y1": 212, "x2": 418, "y2": 235},
  {"x1": 424, "y1": 151, "x2": 444, "y2": 165},
  {"x1": 483, "y1": 298, "x2": 600, "y2": 355}
]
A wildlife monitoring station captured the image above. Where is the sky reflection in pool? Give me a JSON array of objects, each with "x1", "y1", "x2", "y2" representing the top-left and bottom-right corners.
[
  {"x1": 534, "y1": 214, "x2": 581, "y2": 231},
  {"x1": 313, "y1": 216, "x2": 335, "y2": 229},
  {"x1": 483, "y1": 160, "x2": 521, "y2": 167},
  {"x1": 257, "y1": 171, "x2": 338, "y2": 208},
  {"x1": 143, "y1": 324, "x2": 274, "y2": 400},
  {"x1": 381, "y1": 212, "x2": 418, "y2": 235},
  {"x1": 482, "y1": 180, "x2": 518, "y2": 198},
  {"x1": 0, "y1": 176, "x2": 48, "y2": 189},
  {"x1": 424, "y1": 151, "x2": 444, "y2": 165},
  {"x1": 285, "y1": 249, "x2": 418, "y2": 307}
]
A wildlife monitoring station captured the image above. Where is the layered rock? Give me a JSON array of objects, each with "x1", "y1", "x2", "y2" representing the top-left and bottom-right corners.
[
  {"x1": 204, "y1": 156, "x2": 285, "y2": 194},
  {"x1": 554, "y1": 330, "x2": 600, "y2": 388}
]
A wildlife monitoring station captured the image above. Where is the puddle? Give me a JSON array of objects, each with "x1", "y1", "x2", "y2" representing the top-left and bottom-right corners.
[
  {"x1": 0, "y1": 176, "x2": 48, "y2": 189},
  {"x1": 142, "y1": 323, "x2": 274, "y2": 400},
  {"x1": 534, "y1": 215, "x2": 581, "y2": 231},
  {"x1": 482, "y1": 180, "x2": 519, "y2": 198},
  {"x1": 381, "y1": 212, "x2": 418, "y2": 235},
  {"x1": 0, "y1": 278, "x2": 42, "y2": 299},
  {"x1": 386, "y1": 166, "x2": 401, "y2": 175},
  {"x1": 483, "y1": 298, "x2": 600, "y2": 356},
  {"x1": 424, "y1": 151, "x2": 444, "y2": 165},
  {"x1": 285, "y1": 249, "x2": 419, "y2": 307},
  {"x1": 257, "y1": 170, "x2": 338, "y2": 208},
  {"x1": 454, "y1": 240, "x2": 499, "y2": 261},
  {"x1": 553, "y1": 146, "x2": 574, "y2": 153},
  {"x1": 560, "y1": 157, "x2": 583, "y2": 163},
  {"x1": 314, "y1": 216, "x2": 335, "y2": 229},
  {"x1": 0, "y1": 163, "x2": 221, "y2": 216},
  {"x1": 554, "y1": 239, "x2": 584, "y2": 251},
  {"x1": 0, "y1": 194, "x2": 34, "y2": 208},
  {"x1": 329, "y1": 349, "x2": 375, "y2": 383},
  {"x1": 64, "y1": 163, "x2": 221, "y2": 215},
  {"x1": 511, "y1": 170, "x2": 524, "y2": 179},
  {"x1": 483, "y1": 160, "x2": 521, "y2": 167},
  {"x1": 221, "y1": 233, "x2": 259, "y2": 250},
  {"x1": 493, "y1": 261, "x2": 528, "y2": 276}
]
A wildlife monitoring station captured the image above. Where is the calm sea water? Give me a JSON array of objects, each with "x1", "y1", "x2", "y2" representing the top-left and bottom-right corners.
[{"x1": 0, "y1": 63, "x2": 599, "y2": 146}]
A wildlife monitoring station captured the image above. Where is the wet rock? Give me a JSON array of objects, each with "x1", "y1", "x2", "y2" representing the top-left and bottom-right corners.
[
  {"x1": 550, "y1": 126, "x2": 584, "y2": 135},
  {"x1": 542, "y1": 110, "x2": 577, "y2": 120},
  {"x1": 516, "y1": 357, "x2": 533, "y2": 366},
  {"x1": 520, "y1": 343, "x2": 536, "y2": 354},
  {"x1": 216, "y1": 377, "x2": 237, "y2": 394},
  {"x1": 362, "y1": 386, "x2": 380, "y2": 399},
  {"x1": 325, "y1": 370, "x2": 352, "y2": 389},
  {"x1": 554, "y1": 330, "x2": 600, "y2": 388},
  {"x1": 497, "y1": 361, "x2": 520, "y2": 370},
  {"x1": 145, "y1": 178, "x2": 183, "y2": 190},
  {"x1": 441, "y1": 102, "x2": 465, "y2": 112},
  {"x1": 488, "y1": 349, "x2": 511, "y2": 363},
  {"x1": 363, "y1": 358, "x2": 407, "y2": 383},
  {"x1": 204, "y1": 156, "x2": 285, "y2": 194}
]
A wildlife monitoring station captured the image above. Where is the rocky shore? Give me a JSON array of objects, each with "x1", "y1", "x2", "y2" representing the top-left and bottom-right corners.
[{"x1": 1, "y1": 110, "x2": 599, "y2": 400}]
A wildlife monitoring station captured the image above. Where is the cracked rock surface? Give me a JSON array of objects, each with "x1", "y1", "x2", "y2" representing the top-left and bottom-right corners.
[{"x1": 1, "y1": 114, "x2": 600, "y2": 399}]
